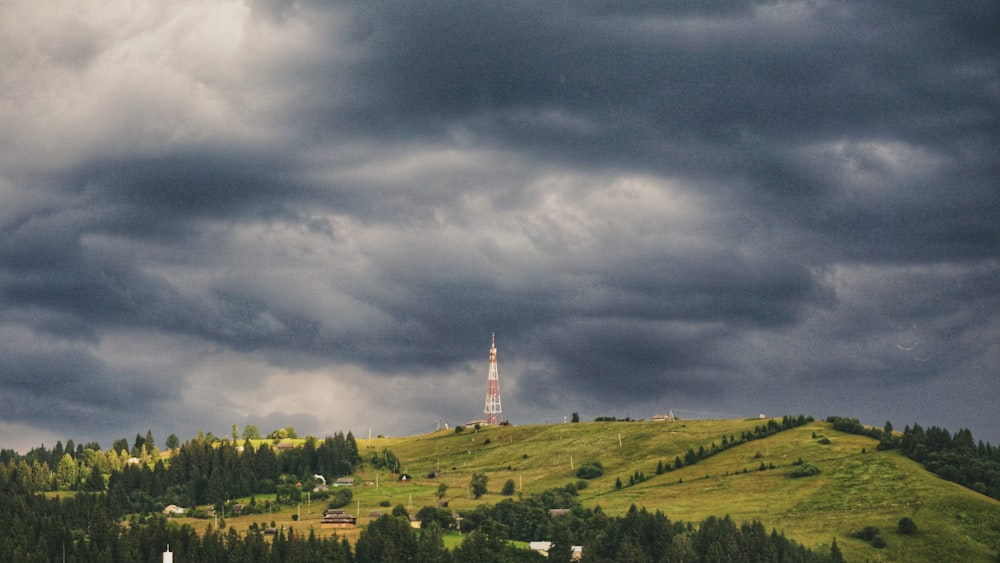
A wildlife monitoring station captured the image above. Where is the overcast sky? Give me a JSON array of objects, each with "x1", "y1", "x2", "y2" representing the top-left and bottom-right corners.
[{"x1": 2, "y1": 1, "x2": 998, "y2": 453}]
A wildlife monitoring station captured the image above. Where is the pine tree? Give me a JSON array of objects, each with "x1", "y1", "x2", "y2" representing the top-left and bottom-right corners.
[{"x1": 830, "y1": 537, "x2": 844, "y2": 562}]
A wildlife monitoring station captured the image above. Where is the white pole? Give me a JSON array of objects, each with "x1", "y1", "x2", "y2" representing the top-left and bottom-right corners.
[
  {"x1": 619, "y1": 433, "x2": 622, "y2": 448},
  {"x1": 570, "y1": 455, "x2": 574, "y2": 470}
]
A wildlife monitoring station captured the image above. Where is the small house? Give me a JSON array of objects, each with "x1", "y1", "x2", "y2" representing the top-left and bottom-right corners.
[
  {"x1": 334, "y1": 477, "x2": 355, "y2": 487},
  {"x1": 320, "y1": 510, "x2": 357, "y2": 529}
]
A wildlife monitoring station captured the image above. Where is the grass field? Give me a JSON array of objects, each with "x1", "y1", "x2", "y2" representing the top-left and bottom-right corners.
[{"x1": 171, "y1": 418, "x2": 1000, "y2": 561}]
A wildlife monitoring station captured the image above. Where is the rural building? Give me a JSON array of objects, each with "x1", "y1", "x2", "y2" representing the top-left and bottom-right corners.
[
  {"x1": 334, "y1": 477, "x2": 355, "y2": 487},
  {"x1": 162, "y1": 504, "x2": 186, "y2": 516},
  {"x1": 320, "y1": 509, "x2": 357, "y2": 529}
]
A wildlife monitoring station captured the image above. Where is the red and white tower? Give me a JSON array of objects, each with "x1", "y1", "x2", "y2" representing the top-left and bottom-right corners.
[{"x1": 483, "y1": 333, "x2": 503, "y2": 425}]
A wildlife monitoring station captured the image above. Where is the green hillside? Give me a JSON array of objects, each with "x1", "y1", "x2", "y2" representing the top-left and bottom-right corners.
[{"x1": 348, "y1": 418, "x2": 1000, "y2": 562}]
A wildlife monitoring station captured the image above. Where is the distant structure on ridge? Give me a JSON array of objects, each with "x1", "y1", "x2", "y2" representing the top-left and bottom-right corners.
[{"x1": 483, "y1": 333, "x2": 503, "y2": 425}]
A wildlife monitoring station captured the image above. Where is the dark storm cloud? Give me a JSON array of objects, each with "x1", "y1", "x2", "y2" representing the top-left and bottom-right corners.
[{"x1": 1, "y1": 0, "x2": 998, "y2": 450}]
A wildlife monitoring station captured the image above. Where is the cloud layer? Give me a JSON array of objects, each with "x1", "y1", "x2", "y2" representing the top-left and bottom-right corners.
[{"x1": 2, "y1": 0, "x2": 998, "y2": 451}]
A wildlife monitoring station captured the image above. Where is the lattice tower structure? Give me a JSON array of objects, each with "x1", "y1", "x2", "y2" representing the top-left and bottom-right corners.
[{"x1": 483, "y1": 333, "x2": 503, "y2": 425}]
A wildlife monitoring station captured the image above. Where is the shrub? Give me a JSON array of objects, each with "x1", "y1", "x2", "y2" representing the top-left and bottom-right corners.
[
  {"x1": 790, "y1": 463, "x2": 821, "y2": 478},
  {"x1": 576, "y1": 461, "x2": 604, "y2": 480},
  {"x1": 328, "y1": 487, "x2": 353, "y2": 509},
  {"x1": 454, "y1": 425, "x2": 465, "y2": 434},
  {"x1": 852, "y1": 525, "x2": 886, "y2": 547},
  {"x1": 897, "y1": 517, "x2": 917, "y2": 535}
]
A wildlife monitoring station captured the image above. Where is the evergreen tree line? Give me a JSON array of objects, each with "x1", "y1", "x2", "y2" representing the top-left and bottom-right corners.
[
  {"x1": 359, "y1": 506, "x2": 844, "y2": 563},
  {"x1": 826, "y1": 416, "x2": 1000, "y2": 500},
  {"x1": 0, "y1": 431, "x2": 362, "y2": 513},
  {"x1": 651, "y1": 415, "x2": 814, "y2": 479}
]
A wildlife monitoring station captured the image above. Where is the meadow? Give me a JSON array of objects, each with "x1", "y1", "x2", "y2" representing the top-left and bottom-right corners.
[{"x1": 171, "y1": 418, "x2": 1000, "y2": 561}]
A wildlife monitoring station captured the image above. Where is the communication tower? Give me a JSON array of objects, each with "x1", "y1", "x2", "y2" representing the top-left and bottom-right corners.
[{"x1": 483, "y1": 333, "x2": 503, "y2": 425}]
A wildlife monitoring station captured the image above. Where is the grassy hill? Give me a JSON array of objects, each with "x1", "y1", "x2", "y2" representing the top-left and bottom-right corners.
[
  {"x1": 173, "y1": 418, "x2": 1000, "y2": 561},
  {"x1": 355, "y1": 418, "x2": 1000, "y2": 562}
]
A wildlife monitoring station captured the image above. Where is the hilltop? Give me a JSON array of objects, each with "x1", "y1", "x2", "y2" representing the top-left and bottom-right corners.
[{"x1": 347, "y1": 417, "x2": 1000, "y2": 561}]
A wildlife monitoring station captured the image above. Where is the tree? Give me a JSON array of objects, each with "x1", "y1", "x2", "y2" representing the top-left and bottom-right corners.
[
  {"x1": 571, "y1": 412, "x2": 580, "y2": 423},
  {"x1": 830, "y1": 537, "x2": 844, "y2": 562},
  {"x1": 436, "y1": 483, "x2": 448, "y2": 499},
  {"x1": 243, "y1": 425, "x2": 261, "y2": 440},
  {"x1": 355, "y1": 512, "x2": 418, "y2": 563},
  {"x1": 131, "y1": 433, "x2": 146, "y2": 456},
  {"x1": 56, "y1": 453, "x2": 78, "y2": 490},
  {"x1": 165, "y1": 434, "x2": 180, "y2": 451},
  {"x1": 417, "y1": 520, "x2": 448, "y2": 563},
  {"x1": 501, "y1": 479, "x2": 516, "y2": 496},
  {"x1": 416, "y1": 506, "x2": 455, "y2": 530},
  {"x1": 470, "y1": 472, "x2": 489, "y2": 499},
  {"x1": 85, "y1": 465, "x2": 105, "y2": 492}
]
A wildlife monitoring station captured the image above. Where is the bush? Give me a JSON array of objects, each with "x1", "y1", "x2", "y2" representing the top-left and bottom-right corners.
[
  {"x1": 897, "y1": 517, "x2": 917, "y2": 535},
  {"x1": 790, "y1": 463, "x2": 821, "y2": 478},
  {"x1": 852, "y1": 525, "x2": 886, "y2": 548},
  {"x1": 328, "y1": 487, "x2": 353, "y2": 509},
  {"x1": 576, "y1": 461, "x2": 605, "y2": 480}
]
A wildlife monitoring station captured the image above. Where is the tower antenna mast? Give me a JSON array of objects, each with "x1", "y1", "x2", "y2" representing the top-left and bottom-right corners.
[{"x1": 483, "y1": 333, "x2": 503, "y2": 425}]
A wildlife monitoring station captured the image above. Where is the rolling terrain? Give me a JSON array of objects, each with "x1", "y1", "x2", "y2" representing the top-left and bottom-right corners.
[{"x1": 345, "y1": 417, "x2": 1000, "y2": 562}]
